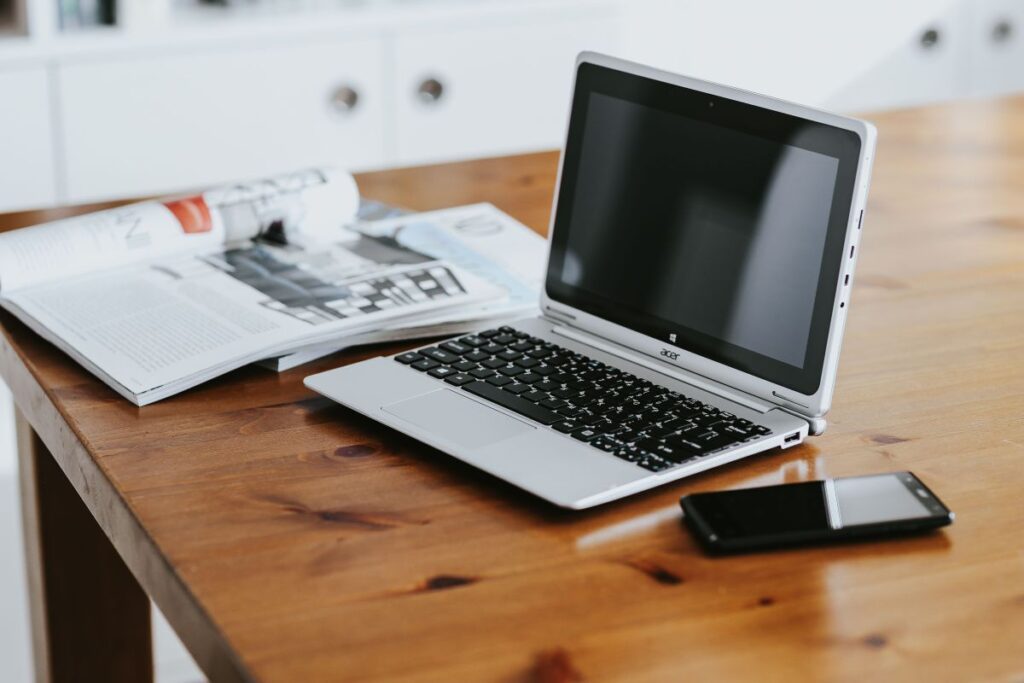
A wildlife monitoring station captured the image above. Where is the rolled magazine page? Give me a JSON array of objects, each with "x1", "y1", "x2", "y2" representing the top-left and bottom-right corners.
[
  {"x1": 0, "y1": 167, "x2": 359, "y2": 293},
  {"x1": 205, "y1": 167, "x2": 359, "y2": 246}
]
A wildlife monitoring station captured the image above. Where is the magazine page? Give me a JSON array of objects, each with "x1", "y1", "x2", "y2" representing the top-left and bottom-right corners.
[
  {"x1": 260, "y1": 203, "x2": 547, "y2": 371},
  {"x1": 357, "y1": 203, "x2": 546, "y2": 324},
  {"x1": 262, "y1": 204, "x2": 552, "y2": 374},
  {"x1": 0, "y1": 167, "x2": 359, "y2": 294},
  {"x1": 0, "y1": 201, "x2": 224, "y2": 294},
  {"x1": 1, "y1": 227, "x2": 501, "y2": 404}
]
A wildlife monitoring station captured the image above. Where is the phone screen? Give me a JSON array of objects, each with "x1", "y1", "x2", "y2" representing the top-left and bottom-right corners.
[{"x1": 681, "y1": 472, "x2": 952, "y2": 550}]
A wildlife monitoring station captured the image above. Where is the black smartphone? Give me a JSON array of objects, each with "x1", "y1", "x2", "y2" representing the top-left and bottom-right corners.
[{"x1": 680, "y1": 471, "x2": 953, "y2": 554}]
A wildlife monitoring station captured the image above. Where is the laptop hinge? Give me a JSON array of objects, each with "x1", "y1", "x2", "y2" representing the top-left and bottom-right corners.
[{"x1": 550, "y1": 324, "x2": 774, "y2": 414}]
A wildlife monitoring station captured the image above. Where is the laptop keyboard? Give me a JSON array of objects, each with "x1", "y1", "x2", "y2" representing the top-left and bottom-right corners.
[{"x1": 394, "y1": 326, "x2": 773, "y2": 473}]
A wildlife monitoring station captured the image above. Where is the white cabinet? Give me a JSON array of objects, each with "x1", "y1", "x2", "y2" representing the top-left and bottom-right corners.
[
  {"x1": 0, "y1": 65, "x2": 57, "y2": 212},
  {"x1": 824, "y1": 3, "x2": 972, "y2": 113},
  {"x1": 13, "y1": 0, "x2": 1024, "y2": 209},
  {"x1": 392, "y1": 11, "x2": 616, "y2": 165},
  {"x1": 966, "y1": 0, "x2": 1024, "y2": 97},
  {"x1": 620, "y1": 0, "x2": 966, "y2": 112},
  {"x1": 57, "y1": 38, "x2": 387, "y2": 203}
]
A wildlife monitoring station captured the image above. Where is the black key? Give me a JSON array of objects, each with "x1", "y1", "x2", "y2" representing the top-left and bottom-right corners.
[
  {"x1": 421, "y1": 347, "x2": 460, "y2": 364},
  {"x1": 634, "y1": 438, "x2": 662, "y2": 453},
  {"x1": 528, "y1": 348, "x2": 553, "y2": 359},
  {"x1": 510, "y1": 340, "x2": 534, "y2": 352},
  {"x1": 452, "y1": 360, "x2": 477, "y2": 372},
  {"x1": 514, "y1": 357, "x2": 540, "y2": 369},
  {"x1": 479, "y1": 329, "x2": 501, "y2": 338},
  {"x1": 428, "y1": 366, "x2": 456, "y2": 379},
  {"x1": 533, "y1": 365, "x2": 556, "y2": 376},
  {"x1": 638, "y1": 456, "x2": 672, "y2": 472},
  {"x1": 616, "y1": 429, "x2": 641, "y2": 445},
  {"x1": 513, "y1": 330, "x2": 530, "y2": 339},
  {"x1": 458, "y1": 335, "x2": 487, "y2": 348},
  {"x1": 647, "y1": 420, "x2": 682, "y2": 439},
  {"x1": 482, "y1": 358, "x2": 506, "y2": 369},
  {"x1": 411, "y1": 359, "x2": 440, "y2": 372},
  {"x1": 553, "y1": 420, "x2": 579, "y2": 433},
  {"x1": 481, "y1": 342, "x2": 505, "y2": 355},
  {"x1": 536, "y1": 380, "x2": 559, "y2": 392},
  {"x1": 462, "y1": 381, "x2": 561, "y2": 425},
  {"x1": 395, "y1": 352, "x2": 422, "y2": 364},
  {"x1": 540, "y1": 397, "x2": 566, "y2": 410},
  {"x1": 571, "y1": 427, "x2": 599, "y2": 442},
  {"x1": 695, "y1": 431, "x2": 741, "y2": 452},
  {"x1": 470, "y1": 368, "x2": 495, "y2": 379},
  {"x1": 664, "y1": 435, "x2": 704, "y2": 457},
  {"x1": 493, "y1": 333, "x2": 517, "y2": 345},
  {"x1": 504, "y1": 383, "x2": 531, "y2": 395},
  {"x1": 676, "y1": 421, "x2": 701, "y2": 435},
  {"x1": 552, "y1": 388, "x2": 576, "y2": 400},
  {"x1": 497, "y1": 349, "x2": 523, "y2": 361},
  {"x1": 613, "y1": 446, "x2": 644, "y2": 462},
  {"x1": 487, "y1": 375, "x2": 513, "y2": 387},
  {"x1": 724, "y1": 424, "x2": 755, "y2": 439},
  {"x1": 518, "y1": 372, "x2": 542, "y2": 384},
  {"x1": 464, "y1": 350, "x2": 489, "y2": 362},
  {"x1": 444, "y1": 373, "x2": 475, "y2": 387},
  {"x1": 650, "y1": 442, "x2": 684, "y2": 461},
  {"x1": 499, "y1": 365, "x2": 525, "y2": 377},
  {"x1": 522, "y1": 390, "x2": 545, "y2": 403},
  {"x1": 440, "y1": 341, "x2": 472, "y2": 355},
  {"x1": 498, "y1": 325, "x2": 516, "y2": 333},
  {"x1": 590, "y1": 437, "x2": 617, "y2": 452}
]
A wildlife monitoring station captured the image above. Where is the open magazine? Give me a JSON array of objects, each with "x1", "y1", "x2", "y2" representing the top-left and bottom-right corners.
[
  {"x1": 0, "y1": 169, "x2": 501, "y2": 405},
  {"x1": 259, "y1": 203, "x2": 548, "y2": 371}
]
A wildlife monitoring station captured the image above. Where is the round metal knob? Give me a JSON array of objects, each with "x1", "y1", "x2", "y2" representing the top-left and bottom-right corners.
[
  {"x1": 417, "y1": 77, "x2": 445, "y2": 105},
  {"x1": 919, "y1": 27, "x2": 941, "y2": 49},
  {"x1": 329, "y1": 85, "x2": 359, "y2": 114},
  {"x1": 992, "y1": 19, "x2": 1013, "y2": 44}
]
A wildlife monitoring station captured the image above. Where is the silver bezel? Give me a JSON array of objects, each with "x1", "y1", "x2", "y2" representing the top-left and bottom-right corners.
[{"x1": 539, "y1": 51, "x2": 877, "y2": 421}]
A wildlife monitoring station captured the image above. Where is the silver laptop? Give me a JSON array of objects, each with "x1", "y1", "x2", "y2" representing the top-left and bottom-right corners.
[{"x1": 306, "y1": 52, "x2": 876, "y2": 509}]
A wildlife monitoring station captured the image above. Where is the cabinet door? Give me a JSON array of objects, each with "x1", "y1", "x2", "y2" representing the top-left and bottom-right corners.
[
  {"x1": 0, "y1": 65, "x2": 58, "y2": 212},
  {"x1": 824, "y1": 2, "x2": 971, "y2": 112},
  {"x1": 966, "y1": 0, "x2": 1024, "y2": 97},
  {"x1": 620, "y1": 0, "x2": 960, "y2": 110},
  {"x1": 58, "y1": 38, "x2": 386, "y2": 203},
  {"x1": 392, "y1": 9, "x2": 616, "y2": 165}
]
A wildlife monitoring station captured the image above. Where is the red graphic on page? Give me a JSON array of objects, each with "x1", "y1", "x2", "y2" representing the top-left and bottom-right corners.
[{"x1": 164, "y1": 196, "x2": 213, "y2": 234}]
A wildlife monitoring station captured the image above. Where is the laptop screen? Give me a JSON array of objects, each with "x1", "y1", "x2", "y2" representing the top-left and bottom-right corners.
[{"x1": 546, "y1": 62, "x2": 862, "y2": 395}]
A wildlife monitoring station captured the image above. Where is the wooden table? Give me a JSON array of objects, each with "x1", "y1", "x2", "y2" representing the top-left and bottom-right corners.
[{"x1": 3, "y1": 95, "x2": 1024, "y2": 683}]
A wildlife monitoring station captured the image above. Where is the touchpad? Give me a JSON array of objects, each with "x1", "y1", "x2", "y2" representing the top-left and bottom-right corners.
[{"x1": 383, "y1": 389, "x2": 534, "y2": 449}]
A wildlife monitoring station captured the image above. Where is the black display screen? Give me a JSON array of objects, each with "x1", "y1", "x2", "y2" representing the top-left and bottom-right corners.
[
  {"x1": 685, "y1": 473, "x2": 939, "y2": 540},
  {"x1": 547, "y1": 62, "x2": 863, "y2": 394}
]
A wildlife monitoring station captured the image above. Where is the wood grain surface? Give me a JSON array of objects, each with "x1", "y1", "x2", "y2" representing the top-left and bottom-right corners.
[{"x1": 2, "y1": 96, "x2": 1024, "y2": 682}]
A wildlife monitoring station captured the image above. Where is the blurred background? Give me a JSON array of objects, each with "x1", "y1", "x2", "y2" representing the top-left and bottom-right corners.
[{"x1": 0, "y1": 0, "x2": 1020, "y2": 679}]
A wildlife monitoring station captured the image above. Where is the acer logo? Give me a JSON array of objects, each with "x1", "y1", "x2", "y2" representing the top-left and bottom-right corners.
[{"x1": 660, "y1": 348, "x2": 679, "y2": 361}]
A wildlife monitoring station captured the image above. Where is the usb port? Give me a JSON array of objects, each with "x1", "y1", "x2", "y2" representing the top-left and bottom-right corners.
[{"x1": 784, "y1": 433, "x2": 800, "y2": 444}]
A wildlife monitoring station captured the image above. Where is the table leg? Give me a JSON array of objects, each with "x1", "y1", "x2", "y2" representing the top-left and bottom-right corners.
[{"x1": 17, "y1": 410, "x2": 153, "y2": 683}]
